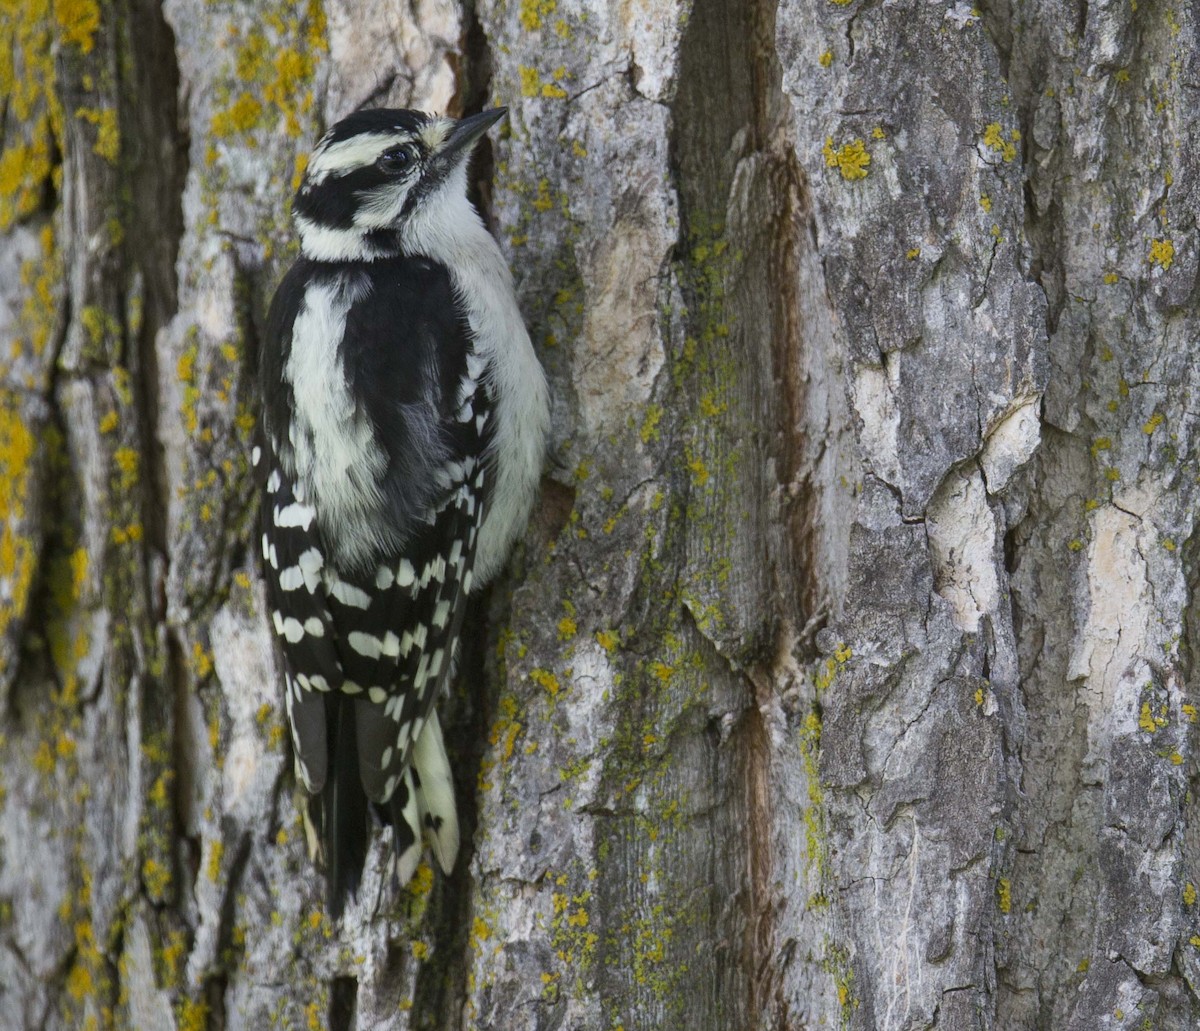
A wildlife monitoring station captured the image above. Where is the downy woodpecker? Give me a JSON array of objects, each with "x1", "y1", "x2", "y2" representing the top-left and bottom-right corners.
[{"x1": 256, "y1": 108, "x2": 549, "y2": 917}]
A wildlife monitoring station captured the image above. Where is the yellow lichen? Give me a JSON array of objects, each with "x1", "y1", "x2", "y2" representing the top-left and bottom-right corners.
[
  {"x1": 518, "y1": 66, "x2": 541, "y2": 98},
  {"x1": 519, "y1": 0, "x2": 556, "y2": 31},
  {"x1": 639, "y1": 404, "x2": 663, "y2": 444},
  {"x1": 207, "y1": 5, "x2": 324, "y2": 151},
  {"x1": 303, "y1": 1001, "x2": 322, "y2": 1031},
  {"x1": 176, "y1": 999, "x2": 209, "y2": 1031},
  {"x1": 532, "y1": 178, "x2": 554, "y2": 212},
  {"x1": 409, "y1": 862, "x2": 434, "y2": 898},
  {"x1": 687, "y1": 456, "x2": 709, "y2": 486},
  {"x1": 211, "y1": 93, "x2": 264, "y2": 138},
  {"x1": 74, "y1": 106, "x2": 119, "y2": 163},
  {"x1": 264, "y1": 46, "x2": 318, "y2": 137},
  {"x1": 148, "y1": 770, "x2": 172, "y2": 809},
  {"x1": 176, "y1": 344, "x2": 196, "y2": 383},
  {"x1": 113, "y1": 446, "x2": 138, "y2": 489},
  {"x1": 814, "y1": 644, "x2": 852, "y2": 691},
  {"x1": 997, "y1": 878, "x2": 1012, "y2": 914},
  {"x1": 982, "y1": 122, "x2": 1018, "y2": 162},
  {"x1": 53, "y1": 0, "x2": 101, "y2": 53},
  {"x1": 176, "y1": 340, "x2": 201, "y2": 433},
  {"x1": 698, "y1": 391, "x2": 727, "y2": 417},
  {"x1": 207, "y1": 839, "x2": 224, "y2": 882},
  {"x1": 1, "y1": 2, "x2": 63, "y2": 230},
  {"x1": 531, "y1": 668, "x2": 561, "y2": 697},
  {"x1": 141, "y1": 857, "x2": 171, "y2": 898},
  {"x1": 1139, "y1": 702, "x2": 1157, "y2": 733},
  {"x1": 79, "y1": 305, "x2": 119, "y2": 352},
  {"x1": 822, "y1": 137, "x2": 871, "y2": 180},
  {"x1": 0, "y1": 401, "x2": 37, "y2": 641},
  {"x1": 33, "y1": 739, "x2": 55, "y2": 774},
  {"x1": 1148, "y1": 238, "x2": 1174, "y2": 270},
  {"x1": 65, "y1": 960, "x2": 93, "y2": 1000},
  {"x1": 819, "y1": 50, "x2": 833, "y2": 67},
  {"x1": 191, "y1": 640, "x2": 213, "y2": 679}
]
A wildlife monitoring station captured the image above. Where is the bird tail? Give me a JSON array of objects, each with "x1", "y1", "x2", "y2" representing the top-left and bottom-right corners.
[
  {"x1": 325, "y1": 704, "x2": 460, "y2": 914},
  {"x1": 411, "y1": 711, "x2": 460, "y2": 875},
  {"x1": 386, "y1": 710, "x2": 460, "y2": 886},
  {"x1": 324, "y1": 694, "x2": 368, "y2": 920}
]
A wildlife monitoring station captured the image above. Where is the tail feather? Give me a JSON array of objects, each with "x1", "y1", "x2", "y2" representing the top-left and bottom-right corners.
[
  {"x1": 387, "y1": 768, "x2": 423, "y2": 885},
  {"x1": 323, "y1": 702, "x2": 460, "y2": 914},
  {"x1": 324, "y1": 694, "x2": 368, "y2": 919},
  {"x1": 411, "y1": 711, "x2": 460, "y2": 874},
  {"x1": 384, "y1": 712, "x2": 460, "y2": 887}
]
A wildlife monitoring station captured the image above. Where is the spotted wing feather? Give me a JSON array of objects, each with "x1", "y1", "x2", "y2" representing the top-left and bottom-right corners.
[
  {"x1": 350, "y1": 437, "x2": 489, "y2": 804},
  {"x1": 256, "y1": 445, "x2": 342, "y2": 793}
]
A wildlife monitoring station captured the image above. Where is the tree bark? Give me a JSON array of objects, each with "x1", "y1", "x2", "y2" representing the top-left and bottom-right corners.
[{"x1": 1, "y1": 0, "x2": 1198, "y2": 1029}]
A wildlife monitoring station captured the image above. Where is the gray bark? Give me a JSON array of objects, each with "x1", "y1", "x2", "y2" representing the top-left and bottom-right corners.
[{"x1": 1, "y1": 0, "x2": 1198, "y2": 1029}]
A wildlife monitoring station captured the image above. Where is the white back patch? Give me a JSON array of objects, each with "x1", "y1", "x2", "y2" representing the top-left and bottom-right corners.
[{"x1": 285, "y1": 275, "x2": 389, "y2": 567}]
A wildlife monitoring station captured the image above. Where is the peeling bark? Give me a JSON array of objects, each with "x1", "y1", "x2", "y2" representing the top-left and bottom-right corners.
[{"x1": 1, "y1": 0, "x2": 1198, "y2": 1028}]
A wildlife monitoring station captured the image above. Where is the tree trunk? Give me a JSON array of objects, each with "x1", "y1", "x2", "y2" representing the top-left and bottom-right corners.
[{"x1": 1, "y1": 0, "x2": 1198, "y2": 1028}]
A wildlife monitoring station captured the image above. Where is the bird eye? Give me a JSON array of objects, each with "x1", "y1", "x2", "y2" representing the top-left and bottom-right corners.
[{"x1": 378, "y1": 145, "x2": 416, "y2": 174}]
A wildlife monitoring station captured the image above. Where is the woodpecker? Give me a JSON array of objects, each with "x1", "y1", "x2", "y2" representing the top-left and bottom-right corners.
[{"x1": 255, "y1": 107, "x2": 548, "y2": 917}]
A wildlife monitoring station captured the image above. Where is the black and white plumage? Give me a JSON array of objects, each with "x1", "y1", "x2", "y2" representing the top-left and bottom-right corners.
[{"x1": 256, "y1": 108, "x2": 548, "y2": 917}]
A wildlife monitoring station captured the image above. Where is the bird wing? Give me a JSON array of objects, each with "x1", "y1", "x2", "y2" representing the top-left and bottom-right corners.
[
  {"x1": 256, "y1": 446, "x2": 342, "y2": 794},
  {"x1": 334, "y1": 257, "x2": 494, "y2": 806},
  {"x1": 259, "y1": 256, "x2": 494, "y2": 808}
]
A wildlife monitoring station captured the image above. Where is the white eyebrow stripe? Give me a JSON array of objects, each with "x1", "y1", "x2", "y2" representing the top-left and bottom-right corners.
[{"x1": 305, "y1": 133, "x2": 406, "y2": 185}]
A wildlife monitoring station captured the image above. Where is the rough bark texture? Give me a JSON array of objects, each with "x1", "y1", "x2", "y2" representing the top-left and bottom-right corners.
[{"x1": 1, "y1": 0, "x2": 1198, "y2": 1029}]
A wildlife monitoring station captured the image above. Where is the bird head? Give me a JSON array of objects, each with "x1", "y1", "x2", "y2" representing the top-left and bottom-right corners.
[{"x1": 293, "y1": 107, "x2": 506, "y2": 262}]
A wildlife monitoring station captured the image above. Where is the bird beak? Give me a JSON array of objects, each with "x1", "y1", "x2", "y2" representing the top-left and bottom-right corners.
[{"x1": 437, "y1": 108, "x2": 507, "y2": 168}]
